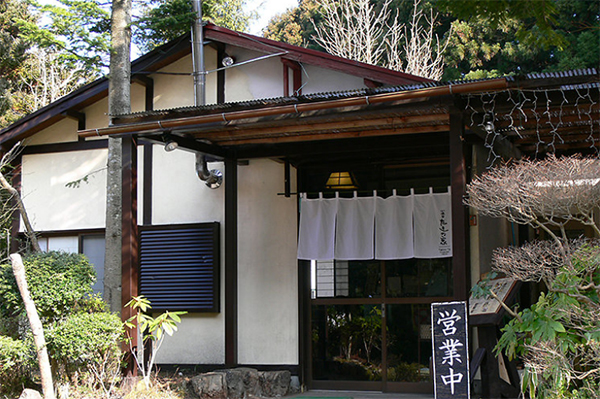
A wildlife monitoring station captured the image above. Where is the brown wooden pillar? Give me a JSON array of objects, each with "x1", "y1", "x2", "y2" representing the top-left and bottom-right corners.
[
  {"x1": 450, "y1": 109, "x2": 469, "y2": 301},
  {"x1": 225, "y1": 157, "x2": 238, "y2": 366},
  {"x1": 122, "y1": 135, "x2": 139, "y2": 348}
]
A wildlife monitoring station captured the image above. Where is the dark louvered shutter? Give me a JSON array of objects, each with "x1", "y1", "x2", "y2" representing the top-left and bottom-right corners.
[{"x1": 139, "y1": 223, "x2": 219, "y2": 312}]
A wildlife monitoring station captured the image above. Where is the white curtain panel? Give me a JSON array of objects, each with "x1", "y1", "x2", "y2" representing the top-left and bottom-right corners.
[
  {"x1": 297, "y1": 189, "x2": 452, "y2": 260},
  {"x1": 335, "y1": 196, "x2": 376, "y2": 260},
  {"x1": 413, "y1": 191, "x2": 452, "y2": 258},
  {"x1": 297, "y1": 196, "x2": 339, "y2": 260},
  {"x1": 375, "y1": 195, "x2": 414, "y2": 259}
]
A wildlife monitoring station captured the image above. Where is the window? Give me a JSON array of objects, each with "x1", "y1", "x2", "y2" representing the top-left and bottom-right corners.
[
  {"x1": 139, "y1": 223, "x2": 220, "y2": 312},
  {"x1": 81, "y1": 235, "x2": 105, "y2": 295}
]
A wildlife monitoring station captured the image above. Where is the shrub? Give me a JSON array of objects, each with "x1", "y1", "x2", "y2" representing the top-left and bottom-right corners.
[
  {"x1": 0, "y1": 335, "x2": 33, "y2": 394},
  {"x1": 0, "y1": 251, "x2": 95, "y2": 321},
  {"x1": 45, "y1": 312, "x2": 123, "y2": 385}
]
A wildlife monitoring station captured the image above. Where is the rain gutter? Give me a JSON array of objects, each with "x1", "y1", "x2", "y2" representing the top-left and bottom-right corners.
[{"x1": 78, "y1": 78, "x2": 509, "y2": 139}]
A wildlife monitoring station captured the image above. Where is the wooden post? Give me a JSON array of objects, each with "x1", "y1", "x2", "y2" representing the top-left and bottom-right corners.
[
  {"x1": 449, "y1": 109, "x2": 469, "y2": 300},
  {"x1": 225, "y1": 157, "x2": 238, "y2": 366},
  {"x1": 122, "y1": 134, "x2": 139, "y2": 374}
]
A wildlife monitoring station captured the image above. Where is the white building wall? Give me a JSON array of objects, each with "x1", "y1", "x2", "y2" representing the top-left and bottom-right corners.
[
  {"x1": 21, "y1": 149, "x2": 108, "y2": 231},
  {"x1": 151, "y1": 48, "x2": 218, "y2": 110},
  {"x1": 26, "y1": 118, "x2": 79, "y2": 145},
  {"x1": 301, "y1": 65, "x2": 366, "y2": 94},
  {"x1": 237, "y1": 159, "x2": 299, "y2": 365},
  {"x1": 152, "y1": 148, "x2": 226, "y2": 364},
  {"x1": 224, "y1": 47, "x2": 284, "y2": 102}
]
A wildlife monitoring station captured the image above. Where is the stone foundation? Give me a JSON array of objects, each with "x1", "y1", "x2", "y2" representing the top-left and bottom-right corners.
[{"x1": 190, "y1": 368, "x2": 293, "y2": 399}]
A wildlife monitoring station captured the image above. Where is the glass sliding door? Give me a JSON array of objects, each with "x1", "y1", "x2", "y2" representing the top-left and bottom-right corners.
[{"x1": 310, "y1": 259, "x2": 452, "y2": 393}]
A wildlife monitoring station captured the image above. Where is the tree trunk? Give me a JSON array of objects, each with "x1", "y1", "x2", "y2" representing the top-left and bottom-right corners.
[
  {"x1": 105, "y1": 0, "x2": 132, "y2": 313},
  {"x1": 0, "y1": 144, "x2": 40, "y2": 252},
  {"x1": 10, "y1": 253, "x2": 55, "y2": 399}
]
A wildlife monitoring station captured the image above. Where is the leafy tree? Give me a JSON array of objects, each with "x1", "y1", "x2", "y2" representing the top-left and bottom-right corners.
[
  {"x1": 548, "y1": 0, "x2": 600, "y2": 72},
  {"x1": 440, "y1": 0, "x2": 600, "y2": 79},
  {"x1": 133, "y1": 0, "x2": 251, "y2": 52},
  {"x1": 0, "y1": 0, "x2": 110, "y2": 128},
  {"x1": 20, "y1": 0, "x2": 111, "y2": 73},
  {"x1": 442, "y1": 16, "x2": 550, "y2": 80},
  {"x1": 437, "y1": 0, "x2": 567, "y2": 50},
  {"x1": 263, "y1": 0, "x2": 323, "y2": 50},
  {"x1": 0, "y1": 0, "x2": 35, "y2": 127}
]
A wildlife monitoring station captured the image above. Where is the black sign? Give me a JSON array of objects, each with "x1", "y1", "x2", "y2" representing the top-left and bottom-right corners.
[{"x1": 431, "y1": 301, "x2": 470, "y2": 399}]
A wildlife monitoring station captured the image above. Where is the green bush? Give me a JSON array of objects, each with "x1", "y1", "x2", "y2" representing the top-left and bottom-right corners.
[
  {"x1": 0, "y1": 335, "x2": 33, "y2": 394},
  {"x1": 46, "y1": 312, "x2": 123, "y2": 386},
  {"x1": 0, "y1": 251, "x2": 95, "y2": 320},
  {"x1": 387, "y1": 362, "x2": 425, "y2": 382}
]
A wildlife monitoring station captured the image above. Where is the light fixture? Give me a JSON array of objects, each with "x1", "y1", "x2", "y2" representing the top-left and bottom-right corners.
[
  {"x1": 325, "y1": 171, "x2": 358, "y2": 190},
  {"x1": 163, "y1": 134, "x2": 179, "y2": 152},
  {"x1": 221, "y1": 55, "x2": 235, "y2": 67}
]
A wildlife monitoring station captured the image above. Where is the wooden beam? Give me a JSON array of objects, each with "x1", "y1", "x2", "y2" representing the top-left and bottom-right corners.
[
  {"x1": 62, "y1": 110, "x2": 86, "y2": 131},
  {"x1": 233, "y1": 132, "x2": 450, "y2": 159},
  {"x1": 21, "y1": 139, "x2": 108, "y2": 155},
  {"x1": 207, "y1": 113, "x2": 449, "y2": 139},
  {"x1": 216, "y1": 125, "x2": 450, "y2": 146},
  {"x1": 141, "y1": 133, "x2": 229, "y2": 158},
  {"x1": 217, "y1": 44, "x2": 226, "y2": 104}
]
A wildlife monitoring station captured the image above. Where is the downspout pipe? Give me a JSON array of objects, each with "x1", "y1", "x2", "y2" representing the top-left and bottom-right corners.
[
  {"x1": 192, "y1": 0, "x2": 223, "y2": 188},
  {"x1": 196, "y1": 152, "x2": 223, "y2": 189},
  {"x1": 191, "y1": 0, "x2": 205, "y2": 106}
]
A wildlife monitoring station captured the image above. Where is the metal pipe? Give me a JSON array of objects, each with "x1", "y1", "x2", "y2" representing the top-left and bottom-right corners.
[
  {"x1": 79, "y1": 78, "x2": 509, "y2": 138},
  {"x1": 191, "y1": 0, "x2": 223, "y2": 188},
  {"x1": 196, "y1": 152, "x2": 223, "y2": 188},
  {"x1": 191, "y1": 0, "x2": 205, "y2": 106}
]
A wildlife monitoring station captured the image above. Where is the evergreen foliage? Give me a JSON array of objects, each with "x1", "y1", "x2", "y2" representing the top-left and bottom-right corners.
[
  {"x1": 0, "y1": 251, "x2": 96, "y2": 321},
  {"x1": 0, "y1": 335, "x2": 34, "y2": 395}
]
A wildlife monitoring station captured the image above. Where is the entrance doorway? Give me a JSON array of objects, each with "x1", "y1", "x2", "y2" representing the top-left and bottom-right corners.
[
  {"x1": 296, "y1": 155, "x2": 454, "y2": 393},
  {"x1": 309, "y1": 258, "x2": 453, "y2": 393}
]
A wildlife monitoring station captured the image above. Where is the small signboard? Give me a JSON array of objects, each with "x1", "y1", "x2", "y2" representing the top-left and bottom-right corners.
[
  {"x1": 469, "y1": 278, "x2": 519, "y2": 326},
  {"x1": 469, "y1": 278, "x2": 516, "y2": 316},
  {"x1": 431, "y1": 301, "x2": 470, "y2": 399}
]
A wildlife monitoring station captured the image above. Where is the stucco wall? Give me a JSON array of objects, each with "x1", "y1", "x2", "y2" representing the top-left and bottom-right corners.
[
  {"x1": 152, "y1": 148, "x2": 226, "y2": 364},
  {"x1": 224, "y1": 47, "x2": 284, "y2": 102},
  {"x1": 154, "y1": 157, "x2": 299, "y2": 365},
  {"x1": 301, "y1": 64, "x2": 366, "y2": 94},
  {"x1": 84, "y1": 97, "x2": 110, "y2": 131},
  {"x1": 152, "y1": 48, "x2": 218, "y2": 110},
  {"x1": 237, "y1": 159, "x2": 299, "y2": 365},
  {"x1": 21, "y1": 145, "x2": 144, "y2": 232},
  {"x1": 26, "y1": 117, "x2": 79, "y2": 145},
  {"x1": 21, "y1": 149, "x2": 108, "y2": 231}
]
